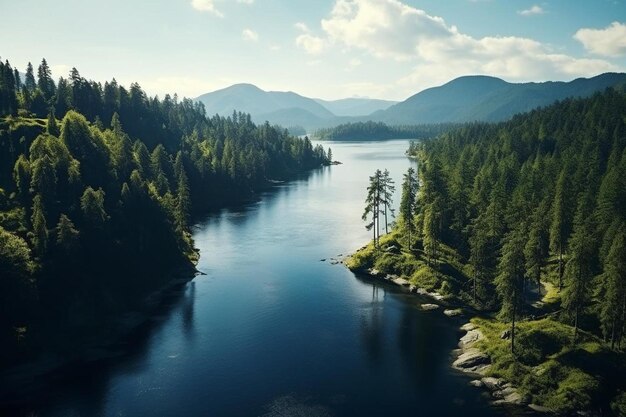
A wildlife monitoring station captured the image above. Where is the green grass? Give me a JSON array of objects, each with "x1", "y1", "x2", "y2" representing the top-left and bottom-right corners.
[
  {"x1": 473, "y1": 317, "x2": 626, "y2": 414},
  {"x1": 346, "y1": 231, "x2": 466, "y2": 296},
  {"x1": 541, "y1": 281, "x2": 561, "y2": 305},
  {"x1": 347, "y1": 230, "x2": 626, "y2": 415}
]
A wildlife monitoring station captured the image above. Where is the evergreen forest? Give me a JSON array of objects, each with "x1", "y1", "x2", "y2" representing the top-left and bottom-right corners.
[
  {"x1": 0, "y1": 58, "x2": 328, "y2": 364},
  {"x1": 349, "y1": 88, "x2": 626, "y2": 415}
]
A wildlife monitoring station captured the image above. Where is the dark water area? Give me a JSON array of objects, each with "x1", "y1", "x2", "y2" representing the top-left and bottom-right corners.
[{"x1": 6, "y1": 140, "x2": 533, "y2": 417}]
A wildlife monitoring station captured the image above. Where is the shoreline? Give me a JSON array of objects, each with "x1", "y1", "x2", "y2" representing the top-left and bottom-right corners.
[
  {"x1": 0, "y1": 165, "x2": 327, "y2": 408},
  {"x1": 346, "y1": 263, "x2": 553, "y2": 415}
]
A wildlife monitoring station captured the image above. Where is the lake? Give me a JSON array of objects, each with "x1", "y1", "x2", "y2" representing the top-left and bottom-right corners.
[{"x1": 16, "y1": 140, "x2": 527, "y2": 417}]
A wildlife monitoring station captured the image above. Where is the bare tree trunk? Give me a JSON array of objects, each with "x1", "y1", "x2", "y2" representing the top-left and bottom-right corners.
[{"x1": 384, "y1": 202, "x2": 388, "y2": 235}]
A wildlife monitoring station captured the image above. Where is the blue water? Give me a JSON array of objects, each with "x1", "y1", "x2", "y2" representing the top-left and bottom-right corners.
[{"x1": 22, "y1": 140, "x2": 520, "y2": 417}]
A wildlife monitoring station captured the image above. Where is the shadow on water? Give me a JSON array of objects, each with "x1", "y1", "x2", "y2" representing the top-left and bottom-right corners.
[{"x1": 1, "y1": 280, "x2": 196, "y2": 417}]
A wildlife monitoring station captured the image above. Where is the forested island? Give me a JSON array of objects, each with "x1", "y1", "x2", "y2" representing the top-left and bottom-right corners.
[
  {"x1": 0, "y1": 58, "x2": 329, "y2": 368},
  {"x1": 348, "y1": 89, "x2": 626, "y2": 415},
  {"x1": 314, "y1": 120, "x2": 455, "y2": 141}
]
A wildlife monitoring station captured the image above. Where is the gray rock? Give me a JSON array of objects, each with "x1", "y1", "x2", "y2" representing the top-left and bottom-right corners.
[
  {"x1": 528, "y1": 404, "x2": 553, "y2": 413},
  {"x1": 459, "y1": 329, "x2": 483, "y2": 347},
  {"x1": 481, "y1": 377, "x2": 505, "y2": 391},
  {"x1": 384, "y1": 245, "x2": 400, "y2": 254},
  {"x1": 421, "y1": 303, "x2": 440, "y2": 311},
  {"x1": 444, "y1": 309, "x2": 463, "y2": 317},
  {"x1": 453, "y1": 348, "x2": 490, "y2": 371},
  {"x1": 469, "y1": 379, "x2": 484, "y2": 388},
  {"x1": 461, "y1": 322, "x2": 478, "y2": 332}
]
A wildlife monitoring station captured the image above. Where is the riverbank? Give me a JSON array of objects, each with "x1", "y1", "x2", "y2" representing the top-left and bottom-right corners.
[{"x1": 345, "y1": 236, "x2": 626, "y2": 416}]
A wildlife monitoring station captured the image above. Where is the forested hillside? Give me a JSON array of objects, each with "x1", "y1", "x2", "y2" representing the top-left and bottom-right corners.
[
  {"x1": 0, "y1": 58, "x2": 328, "y2": 363},
  {"x1": 314, "y1": 121, "x2": 455, "y2": 141},
  {"x1": 349, "y1": 89, "x2": 626, "y2": 414}
]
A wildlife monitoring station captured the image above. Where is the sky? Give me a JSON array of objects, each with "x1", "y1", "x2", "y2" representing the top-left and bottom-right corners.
[{"x1": 1, "y1": 0, "x2": 626, "y2": 101}]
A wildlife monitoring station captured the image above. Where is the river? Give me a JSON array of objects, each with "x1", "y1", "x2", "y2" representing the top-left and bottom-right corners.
[{"x1": 21, "y1": 140, "x2": 520, "y2": 417}]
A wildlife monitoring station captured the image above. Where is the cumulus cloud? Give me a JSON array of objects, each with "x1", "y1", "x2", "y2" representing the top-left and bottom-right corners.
[
  {"x1": 296, "y1": 34, "x2": 326, "y2": 54},
  {"x1": 294, "y1": 22, "x2": 310, "y2": 32},
  {"x1": 574, "y1": 22, "x2": 626, "y2": 57},
  {"x1": 518, "y1": 5, "x2": 545, "y2": 16},
  {"x1": 242, "y1": 28, "x2": 259, "y2": 42},
  {"x1": 191, "y1": 0, "x2": 253, "y2": 17},
  {"x1": 318, "y1": 0, "x2": 617, "y2": 91},
  {"x1": 191, "y1": 0, "x2": 223, "y2": 17}
]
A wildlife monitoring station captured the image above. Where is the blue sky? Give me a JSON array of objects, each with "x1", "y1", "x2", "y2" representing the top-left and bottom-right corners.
[{"x1": 1, "y1": 0, "x2": 625, "y2": 100}]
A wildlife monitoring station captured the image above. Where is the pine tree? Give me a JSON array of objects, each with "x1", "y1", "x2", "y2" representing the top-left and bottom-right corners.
[
  {"x1": 24, "y1": 62, "x2": 36, "y2": 93},
  {"x1": 562, "y1": 189, "x2": 597, "y2": 344},
  {"x1": 599, "y1": 226, "x2": 626, "y2": 349},
  {"x1": 327, "y1": 147, "x2": 333, "y2": 164},
  {"x1": 176, "y1": 166, "x2": 190, "y2": 233},
  {"x1": 399, "y1": 167, "x2": 418, "y2": 249},
  {"x1": 37, "y1": 58, "x2": 56, "y2": 102},
  {"x1": 56, "y1": 214, "x2": 79, "y2": 254},
  {"x1": 47, "y1": 109, "x2": 60, "y2": 137},
  {"x1": 550, "y1": 166, "x2": 575, "y2": 289},
  {"x1": 31, "y1": 194, "x2": 48, "y2": 256},
  {"x1": 381, "y1": 169, "x2": 395, "y2": 234},
  {"x1": 363, "y1": 169, "x2": 383, "y2": 248},
  {"x1": 495, "y1": 227, "x2": 526, "y2": 354}
]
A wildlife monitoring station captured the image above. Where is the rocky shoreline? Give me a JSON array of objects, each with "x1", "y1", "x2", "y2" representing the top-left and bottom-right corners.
[{"x1": 346, "y1": 265, "x2": 553, "y2": 415}]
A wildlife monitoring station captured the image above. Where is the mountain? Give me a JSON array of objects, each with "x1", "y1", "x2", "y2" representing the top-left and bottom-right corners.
[
  {"x1": 376, "y1": 73, "x2": 626, "y2": 124},
  {"x1": 196, "y1": 84, "x2": 334, "y2": 127},
  {"x1": 314, "y1": 97, "x2": 397, "y2": 117}
]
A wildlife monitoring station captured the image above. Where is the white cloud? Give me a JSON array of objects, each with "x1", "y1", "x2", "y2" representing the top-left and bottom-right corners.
[
  {"x1": 518, "y1": 5, "x2": 545, "y2": 16},
  {"x1": 296, "y1": 34, "x2": 326, "y2": 54},
  {"x1": 574, "y1": 22, "x2": 626, "y2": 57},
  {"x1": 294, "y1": 22, "x2": 310, "y2": 32},
  {"x1": 191, "y1": 0, "x2": 253, "y2": 17},
  {"x1": 191, "y1": 0, "x2": 223, "y2": 17},
  {"x1": 317, "y1": 0, "x2": 617, "y2": 92},
  {"x1": 242, "y1": 28, "x2": 259, "y2": 42}
]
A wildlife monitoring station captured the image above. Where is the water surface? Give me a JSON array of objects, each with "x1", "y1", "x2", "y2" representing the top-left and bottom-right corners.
[{"x1": 24, "y1": 140, "x2": 519, "y2": 417}]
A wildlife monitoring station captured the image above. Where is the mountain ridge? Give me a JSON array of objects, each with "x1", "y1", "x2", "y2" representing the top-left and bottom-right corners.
[{"x1": 195, "y1": 73, "x2": 626, "y2": 129}]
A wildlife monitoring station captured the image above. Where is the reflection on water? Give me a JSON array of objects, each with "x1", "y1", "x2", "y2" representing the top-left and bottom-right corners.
[{"x1": 4, "y1": 140, "x2": 527, "y2": 417}]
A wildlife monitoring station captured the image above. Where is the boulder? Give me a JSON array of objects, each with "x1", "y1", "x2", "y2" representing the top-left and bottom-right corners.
[
  {"x1": 461, "y1": 322, "x2": 478, "y2": 332},
  {"x1": 459, "y1": 329, "x2": 483, "y2": 348},
  {"x1": 481, "y1": 377, "x2": 505, "y2": 391},
  {"x1": 453, "y1": 348, "x2": 490, "y2": 371},
  {"x1": 421, "y1": 304, "x2": 440, "y2": 311},
  {"x1": 444, "y1": 309, "x2": 463, "y2": 317},
  {"x1": 469, "y1": 379, "x2": 484, "y2": 388}
]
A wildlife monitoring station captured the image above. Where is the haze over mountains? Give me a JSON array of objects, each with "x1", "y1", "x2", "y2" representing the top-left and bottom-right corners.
[{"x1": 196, "y1": 73, "x2": 626, "y2": 131}]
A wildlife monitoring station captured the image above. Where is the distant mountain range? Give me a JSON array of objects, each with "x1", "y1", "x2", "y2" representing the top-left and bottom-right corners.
[
  {"x1": 195, "y1": 73, "x2": 626, "y2": 131},
  {"x1": 374, "y1": 73, "x2": 626, "y2": 124}
]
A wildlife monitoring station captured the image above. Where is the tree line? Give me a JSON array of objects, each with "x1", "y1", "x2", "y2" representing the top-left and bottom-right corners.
[
  {"x1": 0, "y1": 57, "x2": 329, "y2": 362},
  {"x1": 315, "y1": 121, "x2": 456, "y2": 141},
  {"x1": 400, "y1": 88, "x2": 626, "y2": 350}
]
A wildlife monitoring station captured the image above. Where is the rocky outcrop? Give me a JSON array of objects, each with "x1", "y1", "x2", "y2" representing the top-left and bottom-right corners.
[
  {"x1": 452, "y1": 348, "x2": 490, "y2": 373},
  {"x1": 454, "y1": 323, "x2": 528, "y2": 408}
]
